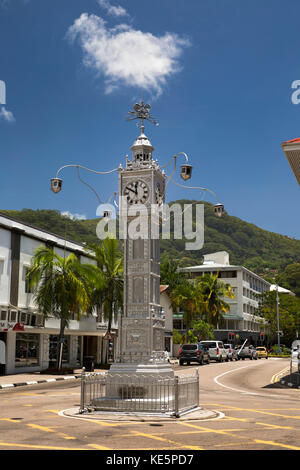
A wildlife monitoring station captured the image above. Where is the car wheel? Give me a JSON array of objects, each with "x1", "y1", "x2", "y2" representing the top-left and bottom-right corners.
[
  {"x1": 187, "y1": 361, "x2": 190, "y2": 365},
  {"x1": 200, "y1": 357, "x2": 204, "y2": 365},
  {"x1": 179, "y1": 360, "x2": 184, "y2": 366},
  {"x1": 250, "y1": 356, "x2": 253, "y2": 360},
  {"x1": 206, "y1": 356, "x2": 210, "y2": 364},
  {"x1": 266, "y1": 356, "x2": 268, "y2": 359}
]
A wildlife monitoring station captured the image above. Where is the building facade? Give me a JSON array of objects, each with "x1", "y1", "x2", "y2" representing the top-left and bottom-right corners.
[
  {"x1": 178, "y1": 251, "x2": 271, "y2": 345},
  {"x1": 0, "y1": 212, "x2": 115, "y2": 375}
]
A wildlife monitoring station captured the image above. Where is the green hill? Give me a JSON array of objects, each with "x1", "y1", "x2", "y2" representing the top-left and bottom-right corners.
[{"x1": 1, "y1": 201, "x2": 300, "y2": 278}]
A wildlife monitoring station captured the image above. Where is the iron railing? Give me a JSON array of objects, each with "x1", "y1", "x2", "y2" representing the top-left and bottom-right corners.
[{"x1": 80, "y1": 369, "x2": 199, "y2": 417}]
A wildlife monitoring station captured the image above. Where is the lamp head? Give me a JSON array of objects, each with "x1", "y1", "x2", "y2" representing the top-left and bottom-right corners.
[
  {"x1": 180, "y1": 164, "x2": 193, "y2": 181},
  {"x1": 214, "y1": 203, "x2": 224, "y2": 218},
  {"x1": 50, "y1": 178, "x2": 63, "y2": 194}
]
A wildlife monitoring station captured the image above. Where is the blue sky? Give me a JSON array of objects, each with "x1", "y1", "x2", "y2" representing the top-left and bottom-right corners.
[{"x1": 0, "y1": 0, "x2": 300, "y2": 238}]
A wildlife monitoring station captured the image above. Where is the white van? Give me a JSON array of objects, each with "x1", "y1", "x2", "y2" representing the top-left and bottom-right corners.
[{"x1": 200, "y1": 340, "x2": 228, "y2": 362}]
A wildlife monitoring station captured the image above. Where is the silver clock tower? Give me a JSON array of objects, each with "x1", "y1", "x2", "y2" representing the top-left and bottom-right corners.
[{"x1": 108, "y1": 103, "x2": 174, "y2": 379}]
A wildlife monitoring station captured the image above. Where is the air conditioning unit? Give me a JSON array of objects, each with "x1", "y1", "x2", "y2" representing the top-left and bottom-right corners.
[
  {"x1": 9, "y1": 309, "x2": 18, "y2": 323},
  {"x1": 19, "y1": 311, "x2": 30, "y2": 325},
  {"x1": 0, "y1": 310, "x2": 8, "y2": 321}
]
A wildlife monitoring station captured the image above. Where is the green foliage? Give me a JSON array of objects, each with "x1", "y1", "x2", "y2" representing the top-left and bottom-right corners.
[
  {"x1": 277, "y1": 263, "x2": 300, "y2": 298},
  {"x1": 1, "y1": 201, "x2": 300, "y2": 278},
  {"x1": 258, "y1": 290, "x2": 300, "y2": 345},
  {"x1": 190, "y1": 318, "x2": 215, "y2": 341}
]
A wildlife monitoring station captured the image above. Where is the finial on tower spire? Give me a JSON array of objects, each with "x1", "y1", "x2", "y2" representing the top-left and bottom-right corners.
[{"x1": 126, "y1": 101, "x2": 159, "y2": 130}]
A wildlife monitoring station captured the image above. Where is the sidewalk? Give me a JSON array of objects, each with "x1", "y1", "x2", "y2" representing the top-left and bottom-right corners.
[
  {"x1": 0, "y1": 360, "x2": 179, "y2": 390},
  {"x1": 0, "y1": 368, "x2": 105, "y2": 390}
]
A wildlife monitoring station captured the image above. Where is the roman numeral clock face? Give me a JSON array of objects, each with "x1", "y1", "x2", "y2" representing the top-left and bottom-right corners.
[{"x1": 124, "y1": 180, "x2": 149, "y2": 204}]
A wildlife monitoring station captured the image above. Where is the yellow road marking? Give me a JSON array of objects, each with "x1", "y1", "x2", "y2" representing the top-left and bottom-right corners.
[
  {"x1": 26, "y1": 423, "x2": 76, "y2": 440},
  {"x1": 88, "y1": 443, "x2": 113, "y2": 450},
  {"x1": 255, "y1": 439, "x2": 300, "y2": 450},
  {"x1": 131, "y1": 430, "x2": 204, "y2": 450},
  {"x1": 0, "y1": 418, "x2": 22, "y2": 423},
  {"x1": 179, "y1": 422, "x2": 247, "y2": 439},
  {"x1": 0, "y1": 442, "x2": 85, "y2": 450},
  {"x1": 271, "y1": 367, "x2": 290, "y2": 384},
  {"x1": 204, "y1": 403, "x2": 300, "y2": 421},
  {"x1": 224, "y1": 416, "x2": 294, "y2": 429}
]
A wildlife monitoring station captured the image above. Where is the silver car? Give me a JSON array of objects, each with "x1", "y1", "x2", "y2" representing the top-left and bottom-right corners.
[{"x1": 224, "y1": 344, "x2": 238, "y2": 361}]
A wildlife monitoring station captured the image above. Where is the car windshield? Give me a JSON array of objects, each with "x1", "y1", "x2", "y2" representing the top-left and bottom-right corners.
[
  {"x1": 224, "y1": 345, "x2": 231, "y2": 349},
  {"x1": 256, "y1": 347, "x2": 265, "y2": 350},
  {"x1": 182, "y1": 344, "x2": 197, "y2": 350},
  {"x1": 200, "y1": 342, "x2": 217, "y2": 348}
]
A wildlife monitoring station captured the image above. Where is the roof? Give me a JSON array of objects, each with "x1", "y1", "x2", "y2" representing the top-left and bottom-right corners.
[
  {"x1": 282, "y1": 137, "x2": 300, "y2": 144},
  {"x1": 160, "y1": 285, "x2": 169, "y2": 293},
  {"x1": 270, "y1": 284, "x2": 295, "y2": 296},
  {"x1": 0, "y1": 212, "x2": 92, "y2": 256}
]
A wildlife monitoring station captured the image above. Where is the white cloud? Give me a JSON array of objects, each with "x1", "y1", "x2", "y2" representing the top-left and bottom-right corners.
[
  {"x1": 67, "y1": 13, "x2": 190, "y2": 97},
  {"x1": 0, "y1": 106, "x2": 15, "y2": 123},
  {"x1": 61, "y1": 211, "x2": 87, "y2": 221},
  {"x1": 97, "y1": 0, "x2": 128, "y2": 18}
]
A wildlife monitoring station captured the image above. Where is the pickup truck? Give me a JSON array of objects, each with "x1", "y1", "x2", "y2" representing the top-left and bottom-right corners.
[{"x1": 235, "y1": 344, "x2": 258, "y2": 360}]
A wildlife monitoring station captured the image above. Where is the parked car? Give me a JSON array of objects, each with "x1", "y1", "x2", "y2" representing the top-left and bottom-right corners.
[
  {"x1": 200, "y1": 340, "x2": 228, "y2": 362},
  {"x1": 291, "y1": 344, "x2": 300, "y2": 372},
  {"x1": 178, "y1": 343, "x2": 210, "y2": 366},
  {"x1": 236, "y1": 344, "x2": 258, "y2": 360},
  {"x1": 224, "y1": 344, "x2": 238, "y2": 361},
  {"x1": 256, "y1": 346, "x2": 268, "y2": 359}
]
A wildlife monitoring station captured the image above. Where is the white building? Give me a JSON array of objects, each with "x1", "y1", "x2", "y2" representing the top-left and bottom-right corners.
[
  {"x1": 179, "y1": 251, "x2": 271, "y2": 344},
  {"x1": 0, "y1": 212, "x2": 115, "y2": 375}
]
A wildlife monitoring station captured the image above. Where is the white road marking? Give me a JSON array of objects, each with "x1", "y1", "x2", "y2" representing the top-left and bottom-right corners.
[{"x1": 213, "y1": 363, "x2": 289, "y2": 399}]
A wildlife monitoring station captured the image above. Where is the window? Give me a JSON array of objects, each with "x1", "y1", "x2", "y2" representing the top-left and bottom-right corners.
[
  {"x1": 15, "y1": 333, "x2": 40, "y2": 367},
  {"x1": 49, "y1": 335, "x2": 70, "y2": 368},
  {"x1": 24, "y1": 268, "x2": 34, "y2": 294}
]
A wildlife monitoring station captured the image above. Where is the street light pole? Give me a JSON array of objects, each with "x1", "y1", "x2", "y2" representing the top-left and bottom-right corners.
[{"x1": 276, "y1": 283, "x2": 280, "y2": 354}]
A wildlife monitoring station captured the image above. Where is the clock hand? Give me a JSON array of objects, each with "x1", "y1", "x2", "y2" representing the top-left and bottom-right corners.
[{"x1": 128, "y1": 187, "x2": 137, "y2": 195}]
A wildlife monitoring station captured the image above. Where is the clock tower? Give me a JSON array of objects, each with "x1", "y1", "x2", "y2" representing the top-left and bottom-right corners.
[{"x1": 108, "y1": 104, "x2": 174, "y2": 379}]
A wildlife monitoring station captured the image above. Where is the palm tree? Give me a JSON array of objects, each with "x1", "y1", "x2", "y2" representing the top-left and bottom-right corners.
[
  {"x1": 196, "y1": 272, "x2": 234, "y2": 327},
  {"x1": 28, "y1": 246, "x2": 95, "y2": 370},
  {"x1": 88, "y1": 237, "x2": 123, "y2": 335},
  {"x1": 170, "y1": 280, "x2": 199, "y2": 343}
]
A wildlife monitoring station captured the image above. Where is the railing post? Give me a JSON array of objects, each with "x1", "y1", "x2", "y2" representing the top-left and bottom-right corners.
[
  {"x1": 80, "y1": 367, "x2": 86, "y2": 414},
  {"x1": 174, "y1": 375, "x2": 179, "y2": 418},
  {"x1": 195, "y1": 368, "x2": 199, "y2": 407}
]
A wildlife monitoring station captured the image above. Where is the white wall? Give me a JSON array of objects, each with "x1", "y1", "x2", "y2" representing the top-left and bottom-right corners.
[
  {"x1": 0, "y1": 228, "x2": 11, "y2": 307},
  {"x1": 19, "y1": 235, "x2": 44, "y2": 309}
]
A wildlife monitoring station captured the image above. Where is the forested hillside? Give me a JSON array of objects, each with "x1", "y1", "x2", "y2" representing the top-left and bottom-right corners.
[{"x1": 1, "y1": 201, "x2": 300, "y2": 279}]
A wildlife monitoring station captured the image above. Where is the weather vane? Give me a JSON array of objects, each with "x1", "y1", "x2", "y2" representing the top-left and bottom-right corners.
[{"x1": 126, "y1": 101, "x2": 159, "y2": 129}]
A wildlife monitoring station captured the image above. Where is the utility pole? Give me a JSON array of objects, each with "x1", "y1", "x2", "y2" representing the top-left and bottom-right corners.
[{"x1": 276, "y1": 284, "x2": 280, "y2": 354}]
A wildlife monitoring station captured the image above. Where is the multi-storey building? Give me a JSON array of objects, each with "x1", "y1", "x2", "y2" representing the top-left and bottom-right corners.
[
  {"x1": 178, "y1": 251, "x2": 271, "y2": 345},
  {"x1": 0, "y1": 212, "x2": 115, "y2": 375}
]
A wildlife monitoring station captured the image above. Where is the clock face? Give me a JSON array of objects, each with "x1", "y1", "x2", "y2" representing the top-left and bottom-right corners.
[{"x1": 124, "y1": 180, "x2": 149, "y2": 204}]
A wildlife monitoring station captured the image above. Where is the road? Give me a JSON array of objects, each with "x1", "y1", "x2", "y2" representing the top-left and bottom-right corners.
[{"x1": 0, "y1": 358, "x2": 299, "y2": 452}]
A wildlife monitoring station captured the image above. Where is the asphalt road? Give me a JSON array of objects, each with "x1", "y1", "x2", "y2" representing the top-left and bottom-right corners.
[{"x1": 0, "y1": 357, "x2": 299, "y2": 452}]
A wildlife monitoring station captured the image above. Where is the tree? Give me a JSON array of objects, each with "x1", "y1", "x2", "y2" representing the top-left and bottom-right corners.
[
  {"x1": 196, "y1": 273, "x2": 234, "y2": 327},
  {"x1": 190, "y1": 318, "x2": 215, "y2": 341},
  {"x1": 28, "y1": 246, "x2": 94, "y2": 370},
  {"x1": 170, "y1": 281, "x2": 199, "y2": 343},
  {"x1": 160, "y1": 259, "x2": 186, "y2": 290},
  {"x1": 87, "y1": 238, "x2": 123, "y2": 335},
  {"x1": 258, "y1": 290, "x2": 300, "y2": 345},
  {"x1": 277, "y1": 263, "x2": 300, "y2": 298}
]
